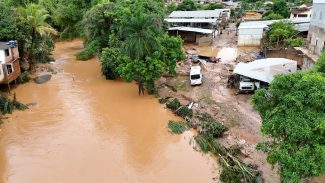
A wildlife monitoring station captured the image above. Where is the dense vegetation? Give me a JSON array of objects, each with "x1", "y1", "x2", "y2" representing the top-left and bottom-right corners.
[
  {"x1": 266, "y1": 21, "x2": 304, "y2": 48},
  {"x1": 0, "y1": 0, "x2": 185, "y2": 93},
  {"x1": 252, "y1": 54, "x2": 325, "y2": 182},
  {"x1": 241, "y1": 0, "x2": 312, "y2": 20},
  {"x1": 166, "y1": 0, "x2": 224, "y2": 14}
]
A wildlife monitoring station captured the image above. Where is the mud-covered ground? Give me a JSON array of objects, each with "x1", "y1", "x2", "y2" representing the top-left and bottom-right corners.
[{"x1": 158, "y1": 24, "x2": 280, "y2": 182}]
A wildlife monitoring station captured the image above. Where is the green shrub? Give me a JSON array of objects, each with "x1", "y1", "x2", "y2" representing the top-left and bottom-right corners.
[
  {"x1": 175, "y1": 106, "x2": 193, "y2": 118},
  {"x1": 158, "y1": 98, "x2": 168, "y2": 104},
  {"x1": 285, "y1": 38, "x2": 304, "y2": 47},
  {"x1": 0, "y1": 94, "x2": 27, "y2": 115},
  {"x1": 166, "y1": 98, "x2": 181, "y2": 111},
  {"x1": 17, "y1": 71, "x2": 31, "y2": 84},
  {"x1": 76, "y1": 40, "x2": 100, "y2": 61},
  {"x1": 209, "y1": 139, "x2": 227, "y2": 156},
  {"x1": 199, "y1": 113, "x2": 228, "y2": 138},
  {"x1": 194, "y1": 135, "x2": 210, "y2": 153},
  {"x1": 316, "y1": 52, "x2": 325, "y2": 73},
  {"x1": 168, "y1": 120, "x2": 188, "y2": 134}
]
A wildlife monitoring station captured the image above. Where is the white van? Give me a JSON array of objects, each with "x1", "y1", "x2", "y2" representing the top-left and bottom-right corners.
[{"x1": 190, "y1": 66, "x2": 202, "y2": 86}]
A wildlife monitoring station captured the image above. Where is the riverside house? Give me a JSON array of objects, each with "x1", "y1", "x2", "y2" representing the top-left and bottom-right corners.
[{"x1": 0, "y1": 41, "x2": 21, "y2": 88}]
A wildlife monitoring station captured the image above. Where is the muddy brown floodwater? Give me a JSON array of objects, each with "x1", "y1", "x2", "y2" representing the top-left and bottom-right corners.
[{"x1": 0, "y1": 40, "x2": 219, "y2": 183}]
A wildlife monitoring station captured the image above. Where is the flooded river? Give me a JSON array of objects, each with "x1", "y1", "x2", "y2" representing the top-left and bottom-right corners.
[{"x1": 0, "y1": 40, "x2": 218, "y2": 183}]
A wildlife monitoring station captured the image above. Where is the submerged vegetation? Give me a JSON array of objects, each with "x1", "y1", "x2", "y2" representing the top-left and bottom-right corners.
[
  {"x1": 0, "y1": 94, "x2": 28, "y2": 115},
  {"x1": 168, "y1": 120, "x2": 188, "y2": 134}
]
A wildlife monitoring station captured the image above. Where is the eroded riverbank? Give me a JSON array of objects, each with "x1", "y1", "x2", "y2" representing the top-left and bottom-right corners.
[{"x1": 0, "y1": 40, "x2": 219, "y2": 183}]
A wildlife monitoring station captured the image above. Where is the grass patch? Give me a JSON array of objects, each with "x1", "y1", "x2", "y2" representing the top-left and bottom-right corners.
[
  {"x1": 166, "y1": 98, "x2": 181, "y2": 111},
  {"x1": 194, "y1": 135, "x2": 211, "y2": 153},
  {"x1": 166, "y1": 98, "x2": 193, "y2": 119},
  {"x1": 168, "y1": 120, "x2": 188, "y2": 134},
  {"x1": 175, "y1": 106, "x2": 193, "y2": 118}
]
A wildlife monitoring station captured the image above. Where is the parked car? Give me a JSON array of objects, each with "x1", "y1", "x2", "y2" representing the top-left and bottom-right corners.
[
  {"x1": 191, "y1": 54, "x2": 200, "y2": 63},
  {"x1": 190, "y1": 66, "x2": 202, "y2": 86},
  {"x1": 208, "y1": 57, "x2": 221, "y2": 63}
]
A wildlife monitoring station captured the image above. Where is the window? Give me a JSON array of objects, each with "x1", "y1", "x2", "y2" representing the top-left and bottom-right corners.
[
  {"x1": 298, "y1": 14, "x2": 308, "y2": 18},
  {"x1": 4, "y1": 49, "x2": 10, "y2": 57},
  {"x1": 6, "y1": 63, "x2": 13, "y2": 74},
  {"x1": 191, "y1": 74, "x2": 201, "y2": 80}
]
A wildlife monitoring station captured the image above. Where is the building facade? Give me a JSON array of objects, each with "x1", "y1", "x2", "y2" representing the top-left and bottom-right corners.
[
  {"x1": 307, "y1": 0, "x2": 325, "y2": 56},
  {"x1": 165, "y1": 9, "x2": 229, "y2": 46},
  {"x1": 0, "y1": 41, "x2": 21, "y2": 85}
]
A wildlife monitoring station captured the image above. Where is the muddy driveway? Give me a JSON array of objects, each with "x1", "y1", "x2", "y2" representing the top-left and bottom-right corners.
[{"x1": 0, "y1": 40, "x2": 219, "y2": 183}]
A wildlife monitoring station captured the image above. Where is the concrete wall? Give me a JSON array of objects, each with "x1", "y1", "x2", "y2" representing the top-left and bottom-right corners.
[
  {"x1": 307, "y1": 25, "x2": 325, "y2": 56},
  {"x1": 196, "y1": 34, "x2": 213, "y2": 46},
  {"x1": 0, "y1": 47, "x2": 19, "y2": 64},
  {"x1": 238, "y1": 28, "x2": 264, "y2": 46},
  {"x1": 0, "y1": 51, "x2": 4, "y2": 64},
  {"x1": 307, "y1": 1, "x2": 325, "y2": 56}
]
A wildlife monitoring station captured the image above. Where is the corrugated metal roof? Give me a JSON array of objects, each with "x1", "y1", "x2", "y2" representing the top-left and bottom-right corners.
[
  {"x1": 169, "y1": 27, "x2": 215, "y2": 34},
  {"x1": 238, "y1": 18, "x2": 310, "y2": 30},
  {"x1": 164, "y1": 18, "x2": 217, "y2": 23},
  {"x1": 168, "y1": 9, "x2": 224, "y2": 18},
  {"x1": 234, "y1": 58, "x2": 297, "y2": 83}
]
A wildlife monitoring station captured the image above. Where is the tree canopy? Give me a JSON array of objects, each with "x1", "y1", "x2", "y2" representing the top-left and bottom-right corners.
[
  {"x1": 252, "y1": 55, "x2": 325, "y2": 182},
  {"x1": 266, "y1": 21, "x2": 304, "y2": 48}
]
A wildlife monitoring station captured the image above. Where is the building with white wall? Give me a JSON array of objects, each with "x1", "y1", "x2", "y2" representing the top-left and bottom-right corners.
[
  {"x1": 165, "y1": 9, "x2": 230, "y2": 46},
  {"x1": 238, "y1": 18, "x2": 310, "y2": 47},
  {"x1": 307, "y1": 0, "x2": 325, "y2": 56}
]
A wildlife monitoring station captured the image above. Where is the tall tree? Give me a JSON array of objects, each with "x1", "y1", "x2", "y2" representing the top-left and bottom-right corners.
[
  {"x1": 118, "y1": 12, "x2": 161, "y2": 94},
  {"x1": 119, "y1": 13, "x2": 161, "y2": 60},
  {"x1": 252, "y1": 56, "x2": 325, "y2": 182},
  {"x1": 54, "y1": 0, "x2": 86, "y2": 39},
  {"x1": 176, "y1": 0, "x2": 198, "y2": 11},
  {"x1": 0, "y1": 2, "x2": 31, "y2": 60},
  {"x1": 18, "y1": 3, "x2": 57, "y2": 70},
  {"x1": 272, "y1": 0, "x2": 290, "y2": 18}
]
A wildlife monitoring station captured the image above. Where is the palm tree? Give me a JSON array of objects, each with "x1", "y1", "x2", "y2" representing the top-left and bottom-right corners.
[
  {"x1": 119, "y1": 13, "x2": 161, "y2": 60},
  {"x1": 119, "y1": 13, "x2": 162, "y2": 94},
  {"x1": 18, "y1": 3, "x2": 57, "y2": 70}
]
